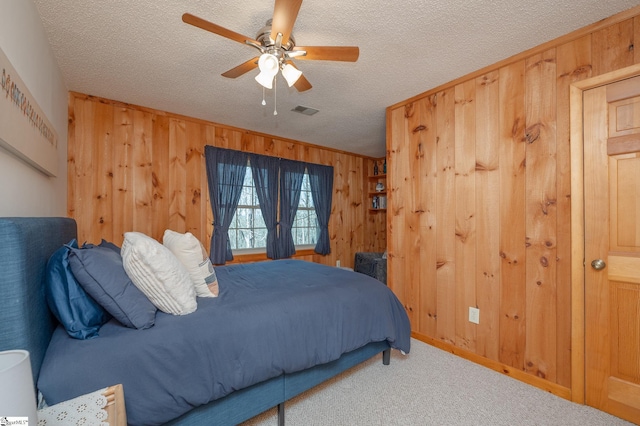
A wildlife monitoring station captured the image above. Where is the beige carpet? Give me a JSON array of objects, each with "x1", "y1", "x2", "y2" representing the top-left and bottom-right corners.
[{"x1": 242, "y1": 338, "x2": 632, "y2": 426}]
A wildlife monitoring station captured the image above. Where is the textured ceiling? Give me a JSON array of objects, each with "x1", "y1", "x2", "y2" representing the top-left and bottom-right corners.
[{"x1": 34, "y1": 0, "x2": 639, "y2": 158}]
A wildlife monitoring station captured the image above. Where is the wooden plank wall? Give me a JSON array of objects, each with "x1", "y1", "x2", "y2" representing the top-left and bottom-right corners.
[
  {"x1": 386, "y1": 6, "x2": 640, "y2": 394},
  {"x1": 68, "y1": 92, "x2": 385, "y2": 267}
]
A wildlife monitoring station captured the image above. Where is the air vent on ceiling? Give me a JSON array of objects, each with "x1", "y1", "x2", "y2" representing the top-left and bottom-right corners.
[{"x1": 291, "y1": 105, "x2": 319, "y2": 116}]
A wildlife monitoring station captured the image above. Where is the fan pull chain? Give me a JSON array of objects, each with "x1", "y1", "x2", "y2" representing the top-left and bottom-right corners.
[
  {"x1": 273, "y1": 78, "x2": 278, "y2": 116},
  {"x1": 261, "y1": 87, "x2": 266, "y2": 106}
]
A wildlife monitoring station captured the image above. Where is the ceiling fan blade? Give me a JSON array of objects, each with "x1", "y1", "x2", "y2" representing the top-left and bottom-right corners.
[
  {"x1": 270, "y1": 0, "x2": 303, "y2": 46},
  {"x1": 182, "y1": 13, "x2": 258, "y2": 45},
  {"x1": 292, "y1": 46, "x2": 359, "y2": 62},
  {"x1": 283, "y1": 61, "x2": 311, "y2": 92},
  {"x1": 221, "y1": 57, "x2": 259, "y2": 78},
  {"x1": 294, "y1": 74, "x2": 312, "y2": 92}
]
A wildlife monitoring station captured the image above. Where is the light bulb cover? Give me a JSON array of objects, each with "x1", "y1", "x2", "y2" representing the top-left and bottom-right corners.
[
  {"x1": 281, "y1": 64, "x2": 303, "y2": 87},
  {"x1": 255, "y1": 71, "x2": 275, "y2": 89},
  {"x1": 257, "y1": 53, "x2": 279, "y2": 75}
]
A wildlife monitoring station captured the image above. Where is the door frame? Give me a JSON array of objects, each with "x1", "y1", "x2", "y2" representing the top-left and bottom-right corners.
[{"x1": 570, "y1": 63, "x2": 640, "y2": 404}]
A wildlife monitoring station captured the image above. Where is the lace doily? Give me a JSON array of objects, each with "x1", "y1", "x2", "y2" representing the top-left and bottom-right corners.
[{"x1": 37, "y1": 388, "x2": 109, "y2": 426}]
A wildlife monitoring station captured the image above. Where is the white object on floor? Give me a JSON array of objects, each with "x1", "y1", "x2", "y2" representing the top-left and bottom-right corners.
[
  {"x1": 38, "y1": 387, "x2": 109, "y2": 426},
  {"x1": 0, "y1": 350, "x2": 38, "y2": 422}
]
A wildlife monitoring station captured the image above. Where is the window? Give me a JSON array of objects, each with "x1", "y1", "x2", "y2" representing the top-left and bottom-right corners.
[
  {"x1": 228, "y1": 165, "x2": 318, "y2": 251},
  {"x1": 292, "y1": 173, "x2": 318, "y2": 247},
  {"x1": 228, "y1": 167, "x2": 266, "y2": 250}
]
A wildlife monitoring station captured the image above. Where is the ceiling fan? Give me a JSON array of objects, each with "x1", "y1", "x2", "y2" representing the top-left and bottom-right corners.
[{"x1": 182, "y1": 0, "x2": 359, "y2": 92}]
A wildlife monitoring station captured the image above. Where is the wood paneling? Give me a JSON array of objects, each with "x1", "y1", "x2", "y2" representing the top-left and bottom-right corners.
[
  {"x1": 498, "y1": 59, "x2": 526, "y2": 373},
  {"x1": 409, "y1": 96, "x2": 437, "y2": 335},
  {"x1": 434, "y1": 88, "x2": 456, "y2": 346},
  {"x1": 636, "y1": 16, "x2": 640, "y2": 64},
  {"x1": 454, "y1": 79, "x2": 477, "y2": 352},
  {"x1": 524, "y1": 48, "x2": 557, "y2": 383},
  {"x1": 68, "y1": 92, "x2": 384, "y2": 267},
  {"x1": 151, "y1": 115, "x2": 170, "y2": 239},
  {"x1": 132, "y1": 111, "x2": 154, "y2": 237},
  {"x1": 592, "y1": 19, "x2": 634, "y2": 76},
  {"x1": 475, "y1": 70, "x2": 500, "y2": 361},
  {"x1": 112, "y1": 107, "x2": 134, "y2": 241},
  {"x1": 387, "y1": 105, "x2": 410, "y2": 316},
  {"x1": 386, "y1": 7, "x2": 640, "y2": 396}
]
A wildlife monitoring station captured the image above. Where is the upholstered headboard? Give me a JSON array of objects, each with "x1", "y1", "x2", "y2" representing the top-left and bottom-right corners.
[{"x1": 0, "y1": 217, "x2": 77, "y2": 385}]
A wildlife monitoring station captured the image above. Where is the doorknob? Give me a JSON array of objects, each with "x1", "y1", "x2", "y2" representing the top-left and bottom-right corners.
[{"x1": 591, "y1": 259, "x2": 606, "y2": 270}]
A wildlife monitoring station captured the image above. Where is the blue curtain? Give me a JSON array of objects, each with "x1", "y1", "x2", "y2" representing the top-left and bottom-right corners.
[
  {"x1": 249, "y1": 153, "x2": 280, "y2": 259},
  {"x1": 277, "y1": 159, "x2": 306, "y2": 259},
  {"x1": 306, "y1": 162, "x2": 334, "y2": 255},
  {"x1": 204, "y1": 146, "x2": 248, "y2": 264}
]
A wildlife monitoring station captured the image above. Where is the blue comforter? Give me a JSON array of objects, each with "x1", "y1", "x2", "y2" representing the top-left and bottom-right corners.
[{"x1": 38, "y1": 260, "x2": 411, "y2": 425}]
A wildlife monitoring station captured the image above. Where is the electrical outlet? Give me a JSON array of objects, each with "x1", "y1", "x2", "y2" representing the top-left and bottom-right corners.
[
  {"x1": 469, "y1": 307, "x2": 480, "y2": 324},
  {"x1": 336, "y1": 260, "x2": 341, "y2": 268}
]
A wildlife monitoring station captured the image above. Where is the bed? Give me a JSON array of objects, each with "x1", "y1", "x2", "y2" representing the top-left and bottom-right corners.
[{"x1": 0, "y1": 217, "x2": 410, "y2": 425}]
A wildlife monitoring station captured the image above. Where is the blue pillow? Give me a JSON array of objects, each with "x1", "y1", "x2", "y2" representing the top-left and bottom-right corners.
[
  {"x1": 83, "y1": 239, "x2": 121, "y2": 254},
  {"x1": 68, "y1": 245, "x2": 156, "y2": 329},
  {"x1": 45, "y1": 240, "x2": 110, "y2": 339}
]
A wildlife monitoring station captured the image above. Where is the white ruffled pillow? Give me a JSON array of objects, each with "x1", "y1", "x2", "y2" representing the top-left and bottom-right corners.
[
  {"x1": 121, "y1": 232, "x2": 197, "y2": 315},
  {"x1": 162, "y1": 229, "x2": 219, "y2": 297}
]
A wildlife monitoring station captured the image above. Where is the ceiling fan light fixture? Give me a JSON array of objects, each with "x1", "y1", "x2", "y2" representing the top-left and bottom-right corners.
[
  {"x1": 255, "y1": 53, "x2": 279, "y2": 89},
  {"x1": 281, "y1": 63, "x2": 302, "y2": 87}
]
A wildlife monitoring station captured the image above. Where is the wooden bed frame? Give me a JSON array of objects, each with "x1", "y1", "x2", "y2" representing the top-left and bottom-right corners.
[
  {"x1": 104, "y1": 384, "x2": 126, "y2": 425},
  {"x1": 0, "y1": 217, "x2": 390, "y2": 425}
]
